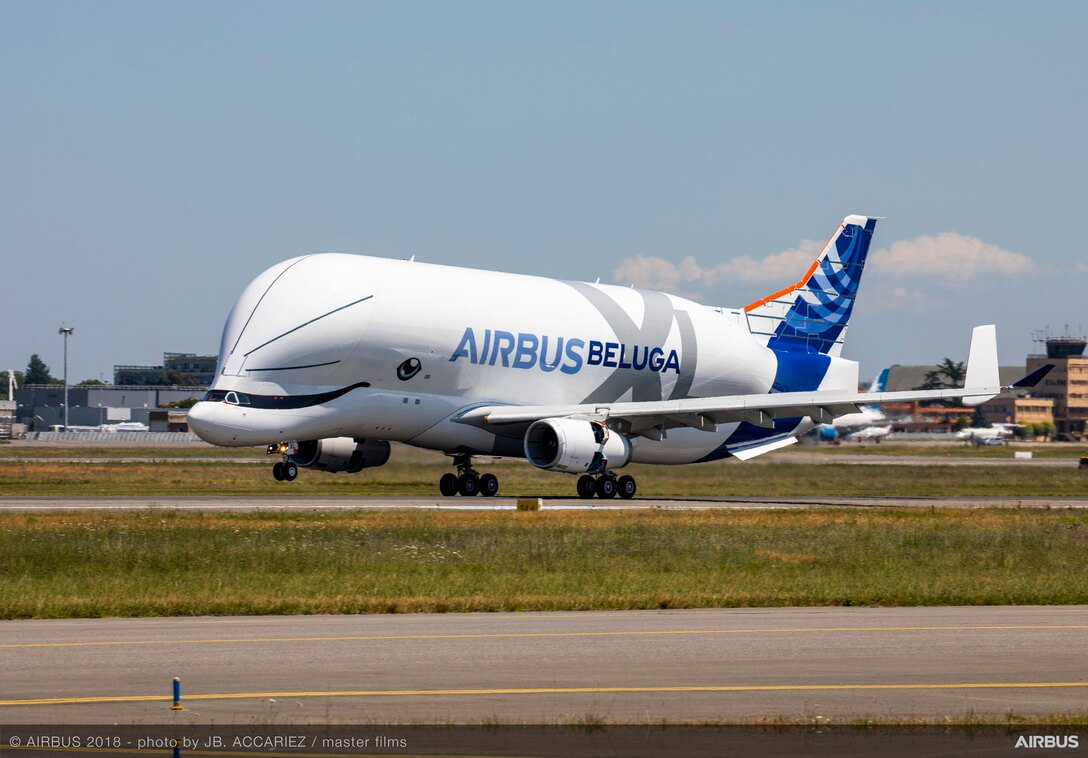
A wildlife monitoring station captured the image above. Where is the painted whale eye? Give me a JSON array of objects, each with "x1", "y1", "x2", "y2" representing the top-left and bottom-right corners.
[{"x1": 397, "y1": 358, "x2": 422, "y2": 381}]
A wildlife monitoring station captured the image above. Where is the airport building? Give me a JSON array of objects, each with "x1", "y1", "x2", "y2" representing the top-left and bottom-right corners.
[
  {"x1": 9, "y1": 350, "x2": 217, "y2": 432},
  {"x1": 880, "y1": 365, "x2": 1042, "y2": 434},
  {"x1": 0, "y1": 400, "x2": 15, "y2": 439},
  {"x1": 113, "y1": 352, "x2": 217, "y2": 386},
  {"x1": 1025, "y1": 335, "x2": 1088, "y2": 439},
  {"x1": 14, "y1": 385, "x2": 206, "y2": 431}
]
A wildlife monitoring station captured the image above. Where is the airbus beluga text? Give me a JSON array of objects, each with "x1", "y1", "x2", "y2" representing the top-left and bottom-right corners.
[{"x1": 188, "y1": 215, "x2": 1050, "y2": 499}]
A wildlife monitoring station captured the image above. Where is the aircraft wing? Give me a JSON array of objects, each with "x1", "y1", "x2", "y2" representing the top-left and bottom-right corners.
[{"x1": 455, "y1": 326, "x2": 1054, "y2": 439}]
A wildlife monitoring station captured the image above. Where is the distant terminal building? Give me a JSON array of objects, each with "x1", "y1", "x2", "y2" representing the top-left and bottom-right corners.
[
  {"x1": 881, "y1": 365, "x2": 1055, "y2": 434},
  {"x1": 114, "y1": 353, "x2": 217, "y2": 386},
  {"x1": 15, "y1": 385, "x2": 207, "y2": 431},
  {"x1": 1026, "y1": 333, "x2": 1088, "y2": 440}
]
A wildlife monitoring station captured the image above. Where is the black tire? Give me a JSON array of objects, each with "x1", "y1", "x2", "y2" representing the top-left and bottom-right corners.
[
  {"x1": 617, "y1": 475, "x2": 637, "y2": 499},
  {"x1": 283, "y1": 462, "x2": 298, "y2": 481},
  {"x1": 458, "y1": 474, "x2": 479, "y2": 497},
  {"x1": 596, "y1": 476, "x2": 617, "y2": 499},
  {"x1": 272, "y1": 462, "x2": 285, "y2": 481},
  {"x1": 439, "y1": 473, "x2": 459, "y2": 497},
  {"x1": 576, "y1": 475, "x2": 596, "y2": 499},
  {"x1": 479, "y1": 473, "x2": 499, "y2": 497}
]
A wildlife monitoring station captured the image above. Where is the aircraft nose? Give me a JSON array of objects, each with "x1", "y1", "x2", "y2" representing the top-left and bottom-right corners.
[{"x1": 187, "y1": 401, "x2": 231, "y2": 446}]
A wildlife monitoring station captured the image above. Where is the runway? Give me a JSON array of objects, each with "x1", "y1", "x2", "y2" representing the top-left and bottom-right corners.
[
  {"x1": 1, "y1": 606, "x2": 1086, "y2": 724},
  {"x1": 3, "y1": 494, "x2": 1088, "y2": 511}
]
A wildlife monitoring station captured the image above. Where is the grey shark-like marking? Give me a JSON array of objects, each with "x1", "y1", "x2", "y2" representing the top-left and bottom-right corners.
[{"x1": 565, "y1": 282, "x2": 697, "y2": 404}]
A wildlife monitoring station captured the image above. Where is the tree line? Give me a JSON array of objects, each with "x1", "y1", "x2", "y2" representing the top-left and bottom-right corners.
[{"x1": 4, "y1": 355, "x2": 106, "y2": 400}]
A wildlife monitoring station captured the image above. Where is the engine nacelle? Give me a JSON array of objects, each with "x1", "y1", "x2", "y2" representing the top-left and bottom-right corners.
[
  {"x1": 524, "y1": 418, "x2": 631, "y2": 474},
  {"x1": 290, "y1": 437, "x2": 391, "y2": 473}
]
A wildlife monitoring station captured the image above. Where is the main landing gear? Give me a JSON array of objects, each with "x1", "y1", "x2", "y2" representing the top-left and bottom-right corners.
[
  {"x1": 439, "y1": 454, "x2": 499, "y2": 497},
  {"x1": 576, "y1": 472, "x2": 637, "y2": 500}
]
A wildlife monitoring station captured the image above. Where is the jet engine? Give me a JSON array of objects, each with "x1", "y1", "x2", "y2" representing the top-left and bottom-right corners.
[
  {"x1": 290, "y1": 438, "x2": 391, "y2": 473},
  {"x1": 524, "y1": 418, "x2": 631, "y2": 474}
]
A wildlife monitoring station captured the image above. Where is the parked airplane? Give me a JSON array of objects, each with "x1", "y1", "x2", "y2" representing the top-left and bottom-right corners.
[
  {"x1": 816, "y1": 367, "x2": 889, "y2": 440},
  {"x1": 188, "y1": 215, "x2": 1051, "y2": 499}
]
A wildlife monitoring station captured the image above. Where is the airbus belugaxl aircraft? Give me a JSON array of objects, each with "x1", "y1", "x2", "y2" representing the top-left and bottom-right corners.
[{"x1": 188, "y1": 215, "x2": 1051, "y2": 499}]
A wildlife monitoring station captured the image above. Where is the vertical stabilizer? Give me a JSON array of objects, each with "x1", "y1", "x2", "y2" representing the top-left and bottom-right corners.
[{"x1": 745, "y1": 215, "x2": 877, "y2": 357}]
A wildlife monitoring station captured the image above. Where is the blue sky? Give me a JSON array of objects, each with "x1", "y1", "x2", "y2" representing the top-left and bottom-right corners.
[{"x1": 3, "y1": 1, "x2": 1086, "y2": 383}]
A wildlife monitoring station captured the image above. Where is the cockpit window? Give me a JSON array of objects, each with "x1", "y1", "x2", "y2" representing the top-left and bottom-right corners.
[{"x1": 199, "y1": 381, "x2": 370, "y2": 409}]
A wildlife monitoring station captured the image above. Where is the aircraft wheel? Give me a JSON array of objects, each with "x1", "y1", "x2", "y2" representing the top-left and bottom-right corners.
[
  {"x1": 272, "y1": 462, "x2": 285, "y2": 481},
  {"x1": 283, "y1": 462, "x2": 299, "y2": 481},
  {"x1": 617, "y1": 475, "x2": 637, "y2": 499},
  {"x1": 458, "y1": 474, "x2": 479, "y2": 497},
  {"x1": 576, "y1": 475, "x2": 596, "y2": 499},
  {"x1": 439, "y1": 473, "x2": 459, "y2": 497},
  {"x1": 595, "y1": 476, "x2": 617, "y2": 499},
  {"x1": 479, "y1": 473, "x2": 499, "y2": 497}
]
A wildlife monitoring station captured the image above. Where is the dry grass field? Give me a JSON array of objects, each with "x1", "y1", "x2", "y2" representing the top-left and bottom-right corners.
[{"x1": 2, "y1": 509, "x2": 1086, "y2": 618}]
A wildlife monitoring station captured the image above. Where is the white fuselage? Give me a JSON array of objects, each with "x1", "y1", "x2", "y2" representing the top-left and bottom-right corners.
[{"x1": 189, "y1": 254, "x2": 857, "y2": 465}]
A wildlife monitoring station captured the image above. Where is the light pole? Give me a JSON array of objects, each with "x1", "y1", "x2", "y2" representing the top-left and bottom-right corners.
[{"x1": 58, "y1": 326, "x2": 74, "y2": 431}]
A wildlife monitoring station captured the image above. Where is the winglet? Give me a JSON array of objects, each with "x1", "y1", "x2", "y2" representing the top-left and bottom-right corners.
[
  {"x1": 962, "y1": 324, "x2": 999, "y2": 406},
  {"x1": 1011, "y1": 363, "x2": 1055, "y2": 389}
]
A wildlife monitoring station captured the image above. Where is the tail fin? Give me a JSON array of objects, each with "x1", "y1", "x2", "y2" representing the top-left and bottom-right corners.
[
  {"x1": 744, "y1": 215, "x2": 877, "y2": 356},
  {"x1": 868, "y1": 366, "x2": 890, "y2": 394},
  {"x1": 862, "y1": 366, "x2": 890, "y2": 412}
]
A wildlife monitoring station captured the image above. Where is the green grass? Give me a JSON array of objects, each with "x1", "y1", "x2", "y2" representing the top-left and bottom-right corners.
[
  {"x1": 0, "y1": 444, "x2": 265, "y2": 459},
  {"x1": 2, "y1": 451, "x2": 1088, "y2": 497},
  {"x1": 2, "y1": 509, "x2": 1087, "y2": 618},
  {"x1": 788, "y1": 443, "x2": 1088, "y2": 459}
]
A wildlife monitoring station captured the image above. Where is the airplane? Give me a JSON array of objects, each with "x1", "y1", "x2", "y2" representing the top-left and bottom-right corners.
[
  {"x1": 815, "y1": 367, "x2": 889, "y2": 440},
  {"x1": 955, "y1": 422, "x2": 1019, "y2": 445},
  {"x1": 187, "y1": 214, "x2": 1053, "y2": 499},
  {"x1": 106, "y1": 421, "x2": 150, "y2": 433},
  {"x1": 845, "y1": 424, "x2": 893, "y2": 442}
]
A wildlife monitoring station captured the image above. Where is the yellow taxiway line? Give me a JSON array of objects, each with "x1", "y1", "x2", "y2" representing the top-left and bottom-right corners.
[{"x1": 3, "y1": 681, "x2": 1087, "y2": 706}]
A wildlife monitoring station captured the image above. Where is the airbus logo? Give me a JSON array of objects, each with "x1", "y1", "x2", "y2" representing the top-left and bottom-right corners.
[
  {"x1": 1015, "y1": 735, "x2": 1080, "y2": 749},
  {"x1": 449, "y1": 328, "x2": 681, "y2": 375}
]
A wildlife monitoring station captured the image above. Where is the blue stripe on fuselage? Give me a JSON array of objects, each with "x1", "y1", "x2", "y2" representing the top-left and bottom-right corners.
[{"x1": 697, "y1": 349, "x2": 831, "y2": 462}]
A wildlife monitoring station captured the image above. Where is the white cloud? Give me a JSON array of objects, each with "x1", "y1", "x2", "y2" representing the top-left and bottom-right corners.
[
  {"x1": 854, "y1": 286, "x2": 931, "y2": 315},
  {"x1": 868, "y1": 232, "x2": 1039, "y2": 281},
  {"x1": 612, "y1": 240, "x2": 822, "y2": 298},
  {"x1": 612, "y1": 232, "x2": 1041, "y2": 310}
]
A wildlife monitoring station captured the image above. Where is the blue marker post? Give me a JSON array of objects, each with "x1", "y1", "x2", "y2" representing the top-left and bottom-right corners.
[{"x1": 172, "y1": 677, "x2": 182, "y2": 710}]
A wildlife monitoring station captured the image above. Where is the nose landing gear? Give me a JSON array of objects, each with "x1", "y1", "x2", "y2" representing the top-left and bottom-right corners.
[
  {"x1": 576, "y1": 473, "x2": 636, "y2": 499},
  {"x1": 439, "y1": 454, "x2": 500, "y2": 497},
  {"x1": 268, "y1": 442, "x2": 298, "y2": 482},
  {"x1": 271, "y1": 460, "x2": 298, "y2": 482}
]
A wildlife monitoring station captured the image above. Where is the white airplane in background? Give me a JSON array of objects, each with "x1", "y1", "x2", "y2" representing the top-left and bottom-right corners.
[
  {"x1": 846, "y1": 424, "x2": 893, "y2": 442},
  {"x1": 815, "y1": 367, "x2": 889, "y2": 441},
  {"x1": 188, "y1": 215, "x2": 1052, "y2": 499},
  {"x1": 956, "y1": 423, "x2": 1020, "y2": 445}
]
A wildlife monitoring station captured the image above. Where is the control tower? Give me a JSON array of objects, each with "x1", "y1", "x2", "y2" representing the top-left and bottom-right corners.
[{"x1": 1027, "y1": 329, "x2": 1088, "y2": 439}]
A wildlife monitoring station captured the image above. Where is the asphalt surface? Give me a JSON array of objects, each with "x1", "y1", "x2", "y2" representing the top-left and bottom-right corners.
[{"x1": 1, "y1": 606, "x2": 1086, "y2": 724}]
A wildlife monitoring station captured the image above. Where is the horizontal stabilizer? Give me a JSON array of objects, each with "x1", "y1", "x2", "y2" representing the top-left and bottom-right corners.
[{"x1": 1012, "y1": 363, "x2": 1055, "y2": 388}]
